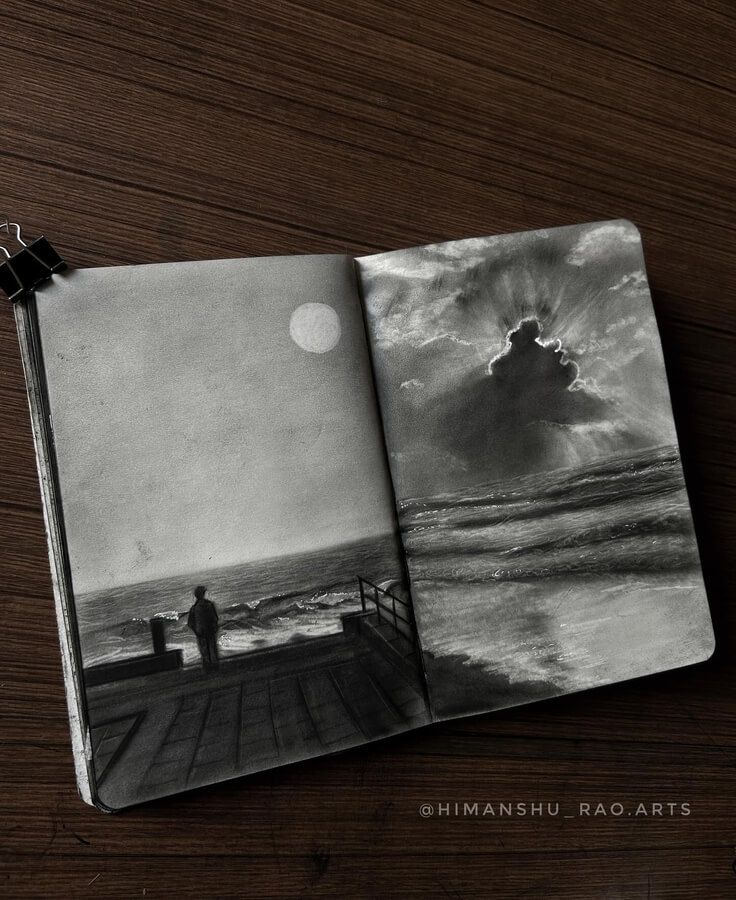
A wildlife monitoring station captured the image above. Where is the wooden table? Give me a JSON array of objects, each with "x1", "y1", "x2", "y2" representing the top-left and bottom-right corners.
[{"x1": 1, "y1": 1, "x2": 734, "y2": 896}]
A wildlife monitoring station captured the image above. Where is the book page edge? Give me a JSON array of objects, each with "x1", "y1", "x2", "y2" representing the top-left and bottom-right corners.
[{"x1": 14, "y1": 294, "x2": 103, "y2": 810}]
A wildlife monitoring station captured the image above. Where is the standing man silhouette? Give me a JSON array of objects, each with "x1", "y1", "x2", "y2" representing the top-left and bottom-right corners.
[{"x1": 187, "y1": 585, "x2": 219, "y2": 671}]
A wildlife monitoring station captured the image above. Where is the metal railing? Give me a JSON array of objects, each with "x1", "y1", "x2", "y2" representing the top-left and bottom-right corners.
[{"x1": 357, "y1": 577, "x2": 416, "y2": 644}]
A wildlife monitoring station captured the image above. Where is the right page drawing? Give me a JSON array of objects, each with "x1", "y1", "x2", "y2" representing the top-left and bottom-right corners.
[{"x1": 357, "y1": 220, "x2": 714, "y2": 720}]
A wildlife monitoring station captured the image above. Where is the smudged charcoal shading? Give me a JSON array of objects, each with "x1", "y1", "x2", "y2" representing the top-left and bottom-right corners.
[
  {"x1": 399, "y1": 446, "x2": 713, "y2": 718},
  {"x1": 35, "y1": 255, "x2": 398, "y2": 595},
  {"x1": 443, "y1": 318, "x2": 622, "y2": 481},
  {"x1": 420, "y1": 649, "x2": 559, "y2": 719},
  {"x1": 31, "y1": 253, "x2": 430, "y2": 809},
  {"x1": 358, "y1": 221, "x2": 713, "y2": 720}
]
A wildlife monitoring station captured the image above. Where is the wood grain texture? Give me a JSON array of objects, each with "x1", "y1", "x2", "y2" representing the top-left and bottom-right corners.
[{"x1": 0, "y1": 1, "x2": 734, "y2": 896}]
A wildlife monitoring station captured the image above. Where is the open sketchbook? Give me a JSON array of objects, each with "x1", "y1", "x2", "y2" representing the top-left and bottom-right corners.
[{"x1": 13, "y1": 220, "x2": 713, "y2": 810}]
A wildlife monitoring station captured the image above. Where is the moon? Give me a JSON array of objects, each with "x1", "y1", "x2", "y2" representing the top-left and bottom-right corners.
[{"x1": 289, "y1": 303, "x2": 341, "y2": 354}]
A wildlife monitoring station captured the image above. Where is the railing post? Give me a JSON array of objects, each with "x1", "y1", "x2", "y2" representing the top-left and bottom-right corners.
[
  {"x1": 356, "y1": 577, "x2": 421, "y2": 646},
  {"x1": 150, "y1": 617, "x2": 166, "y2": 656}
]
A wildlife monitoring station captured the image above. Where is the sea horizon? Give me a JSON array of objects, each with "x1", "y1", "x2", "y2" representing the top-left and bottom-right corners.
[{"x1": 77, "y1": 531, "x2": 405, "y2": 668}]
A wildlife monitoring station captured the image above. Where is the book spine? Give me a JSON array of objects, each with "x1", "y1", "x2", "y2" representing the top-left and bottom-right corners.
[{"x1": 13, "y1": 296, "x2": 99, "y2": 809}]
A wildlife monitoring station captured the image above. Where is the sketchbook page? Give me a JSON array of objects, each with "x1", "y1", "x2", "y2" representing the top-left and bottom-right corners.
[
  {"x1": 32, "y1": 254, "x2": 429, "y2": 810},
  {"x1": 357, "y1": 221, "x2": 714, "y2": 722}
]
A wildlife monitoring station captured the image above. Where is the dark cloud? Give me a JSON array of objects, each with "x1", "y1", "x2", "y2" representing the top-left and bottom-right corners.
[
  {"x1": 435, "y1": 319, "x2": 617, "y2": 485},
  {"x1": 361, "y1": 222, "x2": 672, "y2": 497},
  {"x1": 478, "y1": 319, "x2": 603, "y2": 424}
]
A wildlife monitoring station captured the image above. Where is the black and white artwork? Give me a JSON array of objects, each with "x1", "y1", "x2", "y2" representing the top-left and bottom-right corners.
[
  {"x1": 358, "y1": 221, "x2": 714, "y2": 719},
  {"x1": 26, "y1": 222, "x2": 715, "y2": 806},
  {"x1": 35, "y1": 255, "x2": 429, "y2": 808}
]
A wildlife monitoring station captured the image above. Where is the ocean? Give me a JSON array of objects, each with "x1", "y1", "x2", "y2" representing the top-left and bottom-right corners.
[
  {"x1": 77, "y1": 445, "x2": 712, "y2": 716},
  {"x1": 76, "y1": 534, "x2": 405, "y2": 668},
  {"x1": 399, "y1": 444, "x2": 713, "y2": 716}
]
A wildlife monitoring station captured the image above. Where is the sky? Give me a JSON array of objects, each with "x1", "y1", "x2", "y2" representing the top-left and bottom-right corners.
[
  {"x1": 358, "y1": 220, "x2": 678, "y2": 497},
  {"x1": 37, "y1": 254, "x2": 397, "y2": 595}
]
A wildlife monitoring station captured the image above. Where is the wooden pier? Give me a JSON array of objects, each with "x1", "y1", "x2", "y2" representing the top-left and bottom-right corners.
[{"x1": 85, "y1": 584, "x2": 429, "y2": 809}]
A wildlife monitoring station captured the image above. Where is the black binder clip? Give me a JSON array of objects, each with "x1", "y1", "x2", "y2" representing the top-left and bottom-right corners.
[{"x1": 0, "y1": 219, "x2": 66, "y2": 302}]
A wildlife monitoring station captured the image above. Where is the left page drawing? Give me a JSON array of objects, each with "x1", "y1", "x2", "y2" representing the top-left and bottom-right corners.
[{"x1": 24, "y1": 254, "x2": 429, "y2": 809}]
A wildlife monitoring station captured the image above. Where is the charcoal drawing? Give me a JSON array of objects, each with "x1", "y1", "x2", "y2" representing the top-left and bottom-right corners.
[
  {"x1": 23, "y1": 222, "x2": 714, "y2": 808},
  {"x1": 358, "y1": 221, "x2": 714, "y2": 719},
  {"x1": 34, "y1": 255, "x2": 429, "y2": 808}
]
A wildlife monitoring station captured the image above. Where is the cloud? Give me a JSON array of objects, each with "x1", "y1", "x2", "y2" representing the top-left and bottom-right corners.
[
  {"x1": 365, "y1": 287, "x2": 469, "y2": 351},
  {"x1": 359, "y1": 221, "x2": 665, "y2": 495},
  {"x1": 608, "y1": 270, "x2": 647, "y2": 293},
  {"x1": 435, "y1": 319, "x2": 628, "y2": 485},
  {"x1": 604, "y1": 314, "x2": 638, "y2": 334},
  {"x1": 565, "y1": 221, "x2": 641, "y2": 267},
  {"x1": 478, "y1": 318, "x2": 606, "y2": 429}
]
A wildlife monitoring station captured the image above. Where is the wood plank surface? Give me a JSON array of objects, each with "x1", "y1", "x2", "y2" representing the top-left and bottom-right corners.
[{"x1": 0, "y1": 1, "x2": 734, "y2": 896}]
